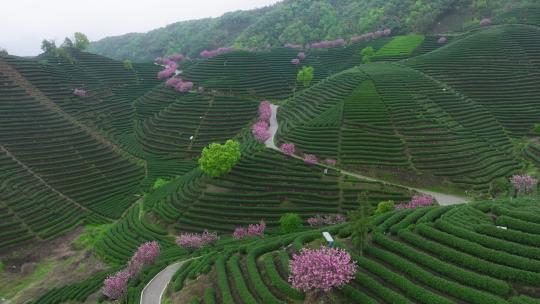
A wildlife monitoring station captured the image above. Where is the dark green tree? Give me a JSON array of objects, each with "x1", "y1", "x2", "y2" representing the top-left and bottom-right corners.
[
  {"x1": 41, "y1": 39, "x2": 57, "y2": 53},
  {"x1": 348, "y1": 193, "x2": 373, "y2": 255}
]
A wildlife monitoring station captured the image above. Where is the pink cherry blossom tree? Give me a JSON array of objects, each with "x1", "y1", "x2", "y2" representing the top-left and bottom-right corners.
[
  {"x1": 510, "y1": 174, "x2": 538, "y2": 194},
  {"x1": 480, "y1": 18, "x2": 492, "y2": 27},
  {"x1": 128, "y1": 241, "x2": 160, "y2": 275},
  {"x1": 280, "y1": 143, "x2": 296, "y2": 156},
  {"x1": 251, "y1": 121, "x2": 271, "y2": 143},
  {"x1": 396, "y1": 195, "x2": 435, "y2": 209},
  {"x1": 102, "y1": 270, "x2": 131, "y2": 300},
  {"x1": 304, "y1": 154, "x2": 318, "y2": 165},
  {"x1": 169, "y1": 53, "x2": 185, "y2": 62},
  {"x1": 291, "y1": 58, "x2": 300, "y2": 65},
  {"x1": 324, "y1": 159, "x2": 337, "y2": 166},
  {"x1": 289, "y1": 247, "x2": 357, "y2": 292},
  {"x1": 73, "y1": 88, "x2": 87, "y2": 98},
  {"x1": 176, "y1": 230, "x2": 219, "y2": 249},
  {"x1": 297, "y1": 52, "x2": 306, "y2": 60},
  {"x1": 258, "y1": 101, "x2": 272, "y2": 122},
  {"x1": 438, "y1": 37, "x2": 448, "y2": 44},
  {"x1": 307, "y1": 214, "x2": 346, "y2": 227}
]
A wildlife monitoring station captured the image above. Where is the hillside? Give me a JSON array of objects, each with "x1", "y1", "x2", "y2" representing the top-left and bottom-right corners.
[
  {"x1": 89, "y1": 0, "x2": 536, "y2": 62},
  {"x1": 1, "y1": 4, "x2": 540, "y2": 304}
]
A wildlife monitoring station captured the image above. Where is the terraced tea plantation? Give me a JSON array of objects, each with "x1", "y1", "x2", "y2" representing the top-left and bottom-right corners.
[
  {"x1": 2, "y1": 5, "x2": 540, "y2": 304},
  {"x1": 165, "y1": 199, "x2": 540, "y2": 304}
]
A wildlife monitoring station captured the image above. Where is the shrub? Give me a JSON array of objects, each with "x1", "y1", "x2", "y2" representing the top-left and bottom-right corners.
[
  {"x1": 289, "y1": 247, "x2": 357, "y2": 292},
  {"x1": 152, "y1": 178, "x2": 170, "y2": 190},
  {"x1": 297, "y1": 66, "x2": 314, "y2": 88},
  {"x1": 361, "y1": 47, "x2": 375, "y2": 63},
  {"x1": 280, "y1": 213, "x2": 303, "y2": 233},
  {"x1": 375, "y1": 200, "x2": 395, "y2": 215},
  {"x1": 533, "y1": 124, "x2": 540, "y2": 135},
  {"x1": 198, "y1": 140, "x2": 241, "y2": 177}
]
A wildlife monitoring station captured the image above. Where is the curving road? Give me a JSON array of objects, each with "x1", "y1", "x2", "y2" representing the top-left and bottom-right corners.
[
  {"x1": 265, "y1": 105, "x2": 467, "y2": 206},
  {"x1": 140, "y1": 259, "x2": 190, "y2": 304}
]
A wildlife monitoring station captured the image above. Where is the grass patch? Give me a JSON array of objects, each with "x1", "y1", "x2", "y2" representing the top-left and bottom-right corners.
[
  {"x1": 375, "y1": 34, "x2": 425, "y2": 57},
  {"x1": 0, "y1": 261, "x2": 54, "y2": 299},
  {"x1": 72, "y1": 224, "x2": 113, "y2": 250}
]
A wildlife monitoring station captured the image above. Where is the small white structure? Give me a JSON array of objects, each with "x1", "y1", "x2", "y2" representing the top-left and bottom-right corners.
[
  {"x1": 496, "y1": 226, "x2": 508, "y2": 230},
  {"x1": 189, "y1": 136, "x2": 194, "y2": 140},
  {"x1": 322, "y1": 231, "x2": 334, "y2": 247}
]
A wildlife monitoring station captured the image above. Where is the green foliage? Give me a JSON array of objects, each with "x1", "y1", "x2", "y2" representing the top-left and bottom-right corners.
[
  {"x1": 296, "y1": 66, "x2": 314, "y2": 88},
  {"x1": 279, "y1": 213, "x2": 303, "y2": 234},
  {"x1": 198, "y1": 140, "x2": 241, "y2": 178},
  {"x1": 0, "y1": 47, "x2": 7, "y2": 56},
  {"x1": 71, "y1": 224, "x2": 112, "y2": 250},
  {"x1": 41, "y1": 39, "x2": 56, "y2": 53},
  {"x1": 348, "y1": 200, "x2": 373, "y2": 254},
  {"x1": 375, "y1": 200, "x2": 395, "y2": 215},
  {"x1": 123, "y1": 59, "x2": 133, "y2": 70},
  {"x1": 89, "y1": 0, "x2": 532, "y2": 62},
  {"x1": 361, "y1": 46, "x2": 375, "y2": 63},
  {"x1": 374, "y1": 34, "x2": 425, "y2": 57},
  {"x1": 152, "y1": 178, "x2": 170, "y2": 190},
  {"x1": 74, "y1": 32, "x2": 90, "y2": 50},
  {"x1": 533, "y1": 123, "x2": 540, "y2": 134}
]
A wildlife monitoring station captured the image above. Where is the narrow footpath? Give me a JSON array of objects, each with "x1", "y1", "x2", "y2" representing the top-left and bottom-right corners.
[{"x1": 265, "y1": 105, "x2": 467, "y2": 206}]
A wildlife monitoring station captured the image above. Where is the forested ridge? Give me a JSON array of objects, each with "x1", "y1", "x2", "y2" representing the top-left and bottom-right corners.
[{"x1": 90, "y1": 0, "x2": 534, "y2": 62}]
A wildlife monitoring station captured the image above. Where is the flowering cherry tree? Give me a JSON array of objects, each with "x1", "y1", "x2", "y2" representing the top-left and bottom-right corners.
[
  {"x1": 252, "y1": 121, "x2": 271, "y2": 143},
  {"x1": 175, "y1": 81, "x2": 194, "y2": 93},
  {"x1": 176, "y1": 230, "x2": 219, "y2": 249},
  {"x1": 291, "y1": 58, "x2": 300, "y2": 65},
  {"x1": 304, "y1": 154, "x2": 318, "y2": 165},
  {"x1": 200, "y1": 47, "x2": 233, "y2": 58},
  {"x1": 233, "y1": 220, "x2": 266, "y2": 240},
  {"x1": 311, "y1": 38, "x2": 346, "y2": 49},
  {"x1": 396, "y1": 195, "x2": 435, "y2": 209},
  {"x1": 325, "y1": 159, "x2": 337, "y2": 166},
  {"x1": 510, "y1": 174, "x2": 538, "y2": 194},
  {"x1": 258, "y1": 101, "x2": 272, "y2": 122},
  {"x1": 280, "y1": 143, "x2": 296, "y2": 156},
  {"x1": 102, "y1": 270, "x2": 130, "y2": 300},
  {"x1": 165, "y1": 77, "x2": 182, "y2": 87},
  {"x1": 438, "y1": 37, "x2": 448, "y2": 44},
  {"x1": 128, "y1": 241, "x2": 160, "y2": 274},
  {"x1": 169, "y1": 53, "x2": 185, "y2": 62},
  {"x1": 73, "y1": 88, "x2": 87, "y2": 97},
  {"x1": 285, "y1": 43, "x2": 303, "y2": 49},
  {"x1": 307, "y1": 214, "x2": 346, "y2": 227},
  {"x1": 289, "y1": 247, "x2": 357, "y2": 292},
  {"x1": 480, "y1": 18, "x2": 492, "y2": 27},
  {"x1": 297, "y1": 52, "x2": 306, "y2": 60}
]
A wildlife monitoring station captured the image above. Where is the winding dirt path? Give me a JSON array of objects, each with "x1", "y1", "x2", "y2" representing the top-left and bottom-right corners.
[{"x1": 266, "y1": 105, "x2": 467, "y2": 206}]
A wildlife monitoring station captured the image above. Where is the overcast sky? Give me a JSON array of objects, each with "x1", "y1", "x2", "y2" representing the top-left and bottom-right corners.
[{"x1": 0, "y1": 0, "x2": 281, "y2": 56}]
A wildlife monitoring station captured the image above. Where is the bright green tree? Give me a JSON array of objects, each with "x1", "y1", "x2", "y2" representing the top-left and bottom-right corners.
[
  {"x1": 361, "y1": 46, "x2": 375, "y2": 63},
  {"x1": 198, "y1": 140, "x2": 241, "y2": 177},
  {"x1": 123, "y1": 59, "x2": 133, "y2": 70},
  {"x1": 297, "y1": 66, "x2": 314, "y2": 88},
  {"x1": 374, "y1": 200, "x2": 395, "y2": 215},
  {"x1": 279, "y1": 213, "x2": 303, "y2": 233},
  {"x1": 74, "y1": 32, "x2": 90, "y2": 50}
]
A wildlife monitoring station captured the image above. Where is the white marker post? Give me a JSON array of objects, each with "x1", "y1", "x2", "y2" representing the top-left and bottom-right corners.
[{"x1": 322, "y1": 231, "x2": 334, "y2": 248}]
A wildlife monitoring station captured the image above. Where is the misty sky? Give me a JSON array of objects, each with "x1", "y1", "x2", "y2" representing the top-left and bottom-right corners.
[{"x1": 0, "y1": 0, "x2": 281, "y2": 56}]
